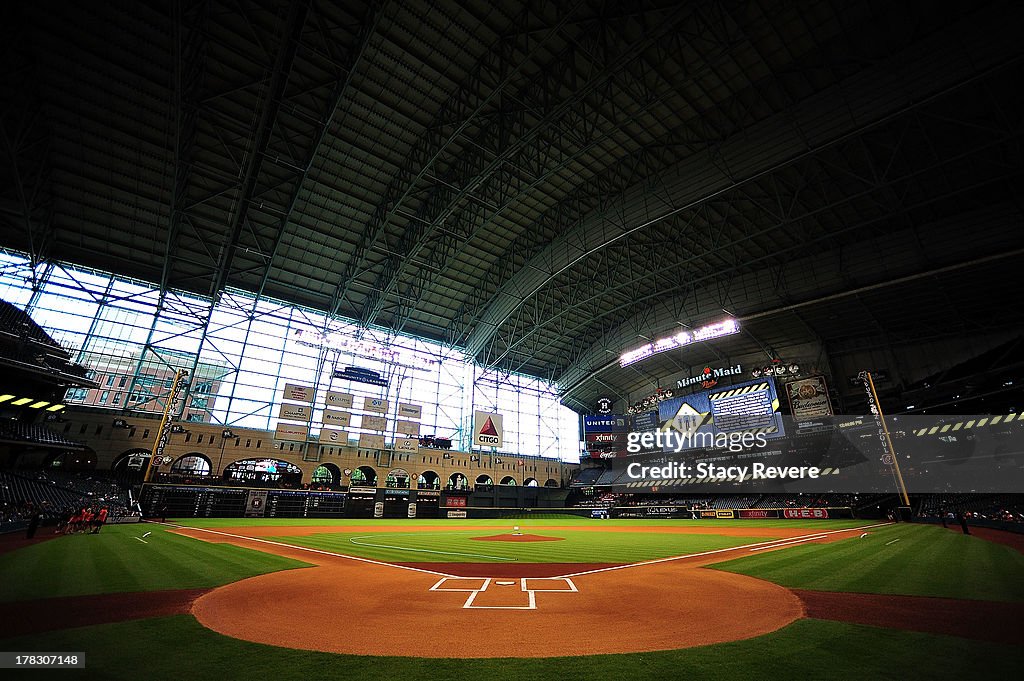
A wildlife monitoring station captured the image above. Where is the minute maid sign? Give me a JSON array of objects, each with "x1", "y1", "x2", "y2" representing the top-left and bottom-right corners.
[
  {"x1": 676, "y1": 363, "x2": 742, "y2": 391},
  {"x1": 473, "y1": 411, "x2": 504, "y2": 448}
]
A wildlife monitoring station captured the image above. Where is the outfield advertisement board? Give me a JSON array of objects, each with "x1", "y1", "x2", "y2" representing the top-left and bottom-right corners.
[
  {"x1": 274, "y1": 423, "x2": 308, "y2": 442},
  {"x1": 398, "y1": 403, "x2": 422, "y2": 419},
  {"x1": 361, "y1": 415, "x2": 387, "y2": 431},
  {"x1": 322, "y1": 410, "x2": 352, "y2": 427},
  {"x1": 473, "y1": 411, "x2": 504, "y2": 448},
  {"x1": 585, "y1": 414, "x2": 630, "y2": 459},
  {"x1": 738, "y1": 509, "x2": 780, "y2": 519},
  {"x1": 583, "y1": 416, "x2": 629, "y2": 432},
  {"x1": 396, "y1": 420, "x2": 420, "y2": 436},
  {"x1": 394, "y1": 437, "x2": 419, "y2": 453},
  {"x1": 282, "y1": 383, "x2": 315, "y2": 404},
  {"x1": 278, "y1": 403, "x2": 310, "y2": 420},
  {"x1": 783, "y1": 508, "x2": 830, "y2": 519},
  {"x1": 358, "y1": 433, "x2": 385, "y2": 449},
  {"x1": 785, "y1": 376, "x2": 833, "y2": 421},
  {"x1": 325, "y1": 391, "x2": 354, "y2": 409},
  {"x1": 319, "y1": 428, "x2": 348, "y2": 445},
  {"x1": 363, "y1": 397, "x2": 389, "y2": 413}
]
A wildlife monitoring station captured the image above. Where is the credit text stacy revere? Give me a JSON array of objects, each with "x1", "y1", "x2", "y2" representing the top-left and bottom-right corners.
[{"x1": 625, "y1": 461, "x2": 823, "y2": 481}]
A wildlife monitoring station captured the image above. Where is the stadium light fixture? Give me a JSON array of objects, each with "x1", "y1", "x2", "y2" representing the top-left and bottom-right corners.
[{"x1": 619, "y1": 319, "x2": 740, "y2": 368}]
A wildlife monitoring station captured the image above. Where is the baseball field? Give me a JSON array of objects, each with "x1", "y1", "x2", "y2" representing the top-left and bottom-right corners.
[{"x1": 1, "y1": 517, "x2": 1022, "y2": 679}]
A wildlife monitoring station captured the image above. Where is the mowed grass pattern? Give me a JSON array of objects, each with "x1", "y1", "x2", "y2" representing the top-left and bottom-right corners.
[
  {"x1": 2, "y1": 614, "x2": 1020, "y2": 681},
  {"x1": 173, "y1": 517, "x2": 871, "y2": 529},
  {"x1": 267, "y1": 528, "x2": 774, "y2": 564},
  {"x1": 711, "y1": 523, "x2": 1024, "y2": 602},
  {"x1": 0, "y1": 524, "x2": 311, "y2": 603}
]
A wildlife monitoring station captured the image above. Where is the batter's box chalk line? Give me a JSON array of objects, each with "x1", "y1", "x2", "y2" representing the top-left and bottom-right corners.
[{"x1": 429, "y1": 576, "x2": 578, "y2": 610}]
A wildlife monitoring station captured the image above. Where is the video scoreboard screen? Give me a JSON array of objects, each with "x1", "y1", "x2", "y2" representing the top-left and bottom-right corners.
[{"x1": 656, "y1": 378, "x2": 784, "y2": 451}]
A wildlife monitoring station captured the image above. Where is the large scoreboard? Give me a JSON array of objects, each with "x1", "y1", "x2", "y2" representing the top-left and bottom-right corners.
[{"x1": 656, "y1": 377, "x2": 785, "y2": 450}]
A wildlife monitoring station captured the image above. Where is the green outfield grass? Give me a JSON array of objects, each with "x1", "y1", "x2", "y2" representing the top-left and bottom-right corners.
[
  {"x1": 172, "y1": 516, "x2": 874, "y2": 565},
  {"x1": 710, "y1": 522, "x2": 1024, "y2": 602},
  {"x1": 2, "y1": 614, "x2": 1019, "y2": 681},
  {"x1": 2, "y1": 518, "x2": 1021, "y2": 680},
  {"x1": 171, "y1": 516, "x2": 871, "y2": 530},
  {"x1": 0, "y1": 524, "x2": 310, "y2": 603}
]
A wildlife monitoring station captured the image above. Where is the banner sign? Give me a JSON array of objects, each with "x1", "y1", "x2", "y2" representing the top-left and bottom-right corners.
[
  {"x1": 786, "y1": 376, "x2": 834, "y2": 421},
  {"x1": 322, "y1": 410, "x2": 351, "y2": 427},
  {"x1": 582, "y1": 415, "x2": 629, "y2": 433},
  {"x1": 395, "y1": 420, "x2": 421, "y2": 436},
  {"x1": 783, "y1": 508, "x2": 830, "y2": 519},
  {"x1": 244, "y1": 490, "x2": 268, "y2": 517},
  {"x1": 358, "y1": 433, "x2": 385, "y2": 449},
  {"x1": 319, "y1": 428, "x2": 348, "y2": 445},
  {"x1": 373, "y1": 501, "x2": 384, "y2": 518},
  {"x1": 363, "y1": 397, "x2": 389, "y2": 414},
  {"x1": 700, "y1": 510, "x2": 718, "y2": 518},
  {"x1": 361, "y1": 415, "x2": 387, "y2": 431},
  {"x1": 444, "y1": 496, "x2": 468, "y2": 508},
  {"x1": 349, "y1": 486, "x2": 377, "y2": 495},
  {"x1": 394, "y1": 437, "x2": 419, "y2": 453},
  {"x1": 274, "y1": 423, "x2": 308, "y2": 442},
  {"x1": 630, "y1": 410, "x2": 659, "y2": 432},
  {"x1": 407, "y1": 502, "x2": 417, "y2": 518},
  {"x1": 585, "y1": 431, "x2": 629, "y2": 444},
  {"x1": 282, "y1": 383, "x2": 314, "y2": 404},
  {"x1": 473, "y1": 411, "x2": 504, "y2": 448},
  {"x1": 447, "y1": 510, "x2": 468, "y2": 518},
  {"x1": 325, "y1": 391, "x2": 354, "y2": 409},
  {"x1": 398, "y1": 403, "x2": 422, "y2": 419},
  {"x1": 738, "y1": 509, "x2": 780, "y2": 519},
  {"x1": 676, "y1": 364, "x2": 743, "y2": 392},
  {"x1": 715, "y1": 509, "x2": 736, "y2": 519},
  {"x1": 335, "y1": 366, "x2": 388, "y2": 387},
  {"x1": 416, "y1": 489, "x2": 440, "y2": 498},
  {"x1": 278, "y1": 403, "x2": 310, "y2": 421},
  {"x1": 643, "y1": 506, "x2": 677, "y2": 516}
]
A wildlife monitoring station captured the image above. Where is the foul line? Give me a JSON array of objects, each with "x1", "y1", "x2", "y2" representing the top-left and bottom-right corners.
[
  {"x1": 749, "y1": 534, "x2": 827, "y2": 551},
  {"x1": 556, "y1": 523, "x2": 893, "y2": 578},
  {"x1": 349, "y1": 534, "x2": 518, "y2": 561},
  {"x1": 154, "y1": 522, "x2": 459, "y2": 578}
]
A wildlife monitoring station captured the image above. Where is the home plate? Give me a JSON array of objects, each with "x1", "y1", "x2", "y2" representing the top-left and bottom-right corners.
[{"x1": 496, "y1": 580, "x2": 516, "y2": 586}]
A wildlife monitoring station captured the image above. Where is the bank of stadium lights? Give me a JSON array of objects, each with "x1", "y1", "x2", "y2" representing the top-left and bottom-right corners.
[
  {"x1": 0, "y1": 394, "x2": 66, "y2": 411},
  {"x1": 618, "y1": 319, "x2": 740, "y2": 368}
]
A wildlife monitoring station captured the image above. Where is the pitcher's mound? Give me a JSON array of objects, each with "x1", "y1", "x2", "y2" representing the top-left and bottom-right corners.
[{"x1": 470, "y1": 534, "x2": 564, "y2": 542}]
